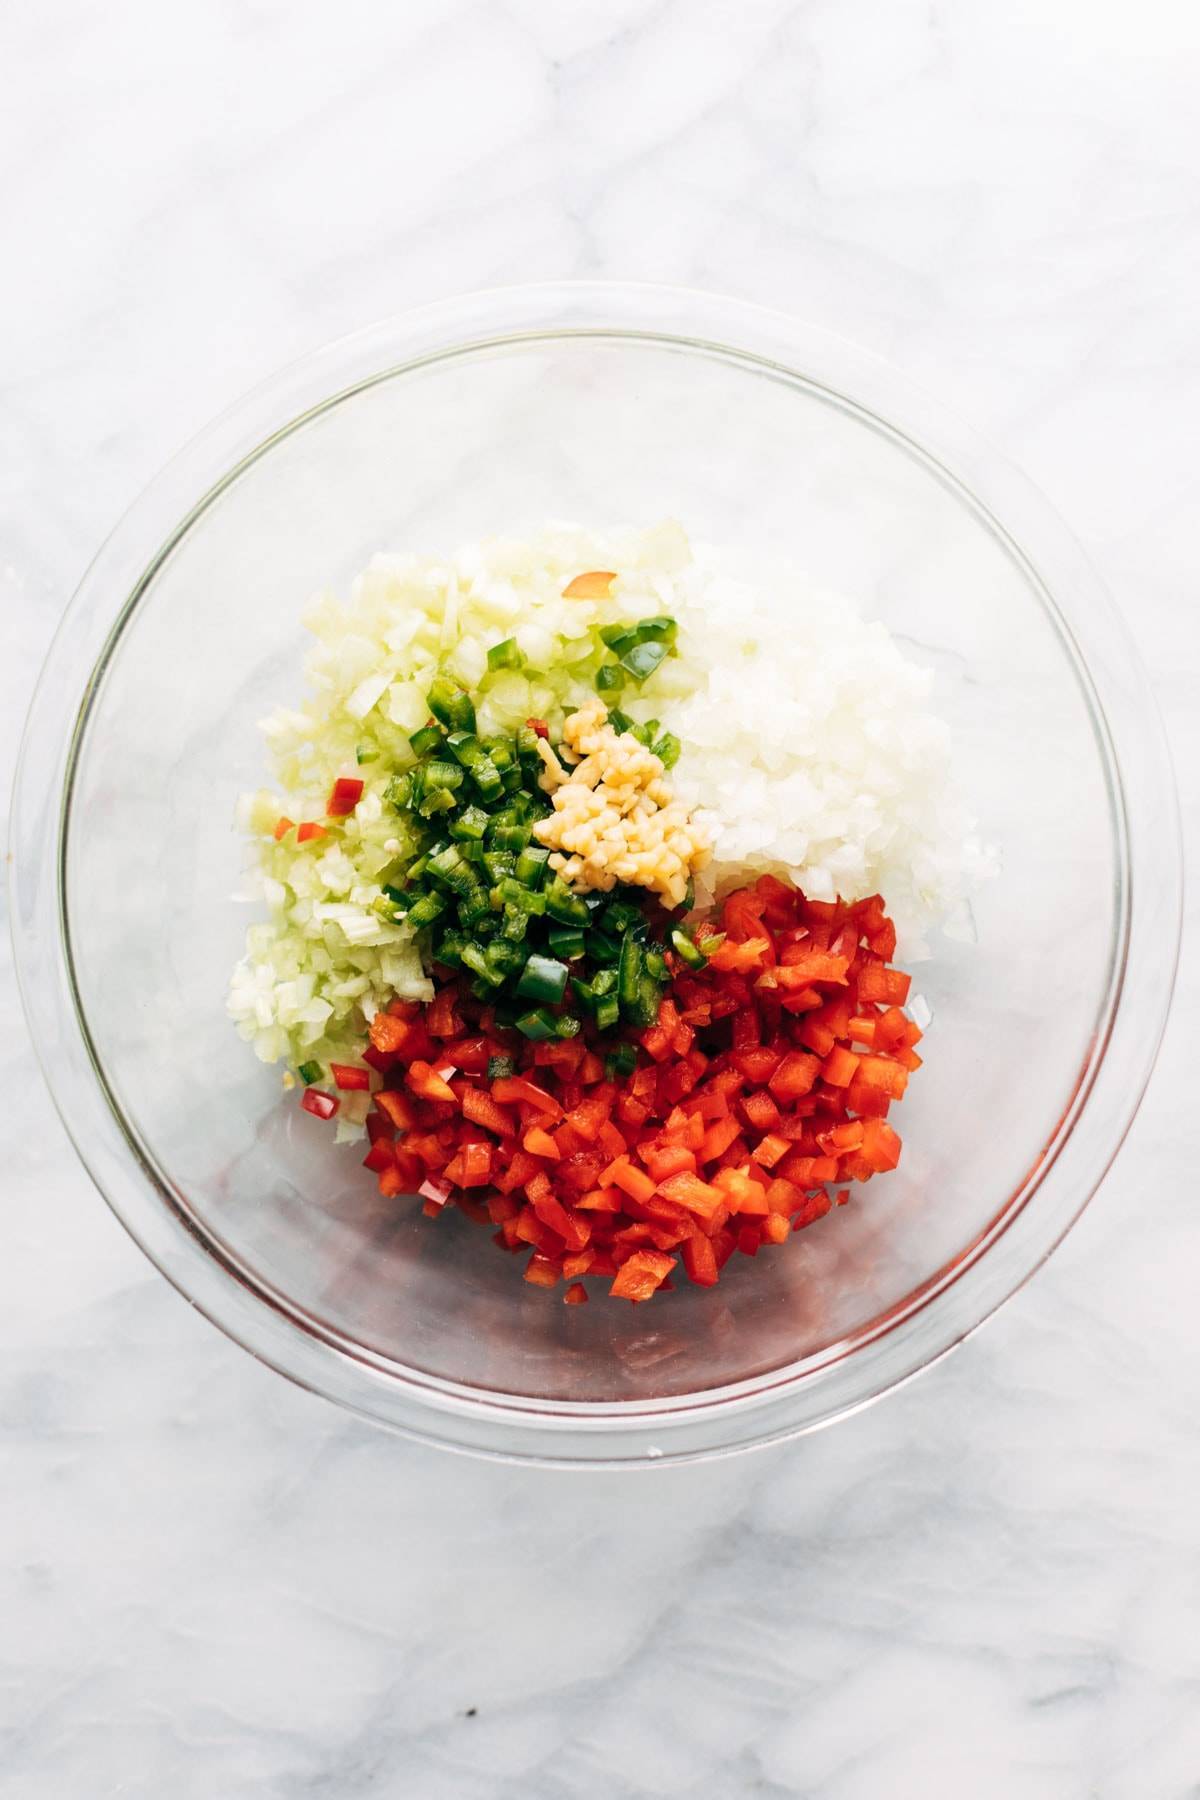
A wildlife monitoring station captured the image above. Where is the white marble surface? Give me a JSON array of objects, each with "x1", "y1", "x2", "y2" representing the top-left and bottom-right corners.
[{"x1": 3, "y1": 1, "x2": 1199, "y2": 1793}]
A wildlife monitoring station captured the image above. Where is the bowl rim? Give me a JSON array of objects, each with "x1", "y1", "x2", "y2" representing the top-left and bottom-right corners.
[{"x1": 9, "y1": 280, "x2": 1182, "y2": 1466}]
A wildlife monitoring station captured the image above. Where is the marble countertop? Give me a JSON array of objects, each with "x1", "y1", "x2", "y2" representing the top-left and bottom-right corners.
[{"x1": 3, "y1": 2, "x2": 1198, "y2": 1794}]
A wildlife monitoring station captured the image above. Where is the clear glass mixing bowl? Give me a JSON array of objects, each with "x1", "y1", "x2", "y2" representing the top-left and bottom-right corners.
[{"x1": 10, "y1": 284, "x2": 1181, "y2": 1465}]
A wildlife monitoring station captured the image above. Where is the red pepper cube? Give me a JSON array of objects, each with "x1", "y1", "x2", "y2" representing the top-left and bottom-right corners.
[
  {"x1": 609, "y1": 1249, "x2": 675, "y2": 1301},
  {"x1": 524, "y1": 1253, "x2": 561, "y2": 1288},
  {"x1": 327, "y1": 776, "x2": 364, "y2": 817},
  {"x1": 300, "y1": 1087, "x2": 339, "y2": 1121},
  {"x1": 330, "y1": 1062, "x2": 371, "y2": 1091}
]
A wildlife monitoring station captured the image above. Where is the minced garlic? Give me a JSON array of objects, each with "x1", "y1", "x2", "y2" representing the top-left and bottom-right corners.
[{"x1": 533, "y1": 699, "x2": 710, "y2": 909}]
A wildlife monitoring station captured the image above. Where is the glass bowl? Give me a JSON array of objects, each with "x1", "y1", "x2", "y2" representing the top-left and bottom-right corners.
[{"x1": 10, "y1": 283, "x2": 1180, "y2": 1466}]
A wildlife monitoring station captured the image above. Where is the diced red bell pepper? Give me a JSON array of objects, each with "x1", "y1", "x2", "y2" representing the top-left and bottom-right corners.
[
  {"x1": 563, "y1": 1281, "x2": 589, "y2": 1304},
  {"x1": 369, "y1": 1012, "x2": 410, "y2": 1055},
  {"x1": 765, "y1": 1176, "x2": 800, "y2": 1214},
  {"x1": 821, "y1": 1045, "x2": 860, "y2": 1088},
  {"x1": 751, "y1": 1133, "x2": 789, "y2": 1170},
  {"x1": 566, "y1": 1092, "x2": 614, "y2": 1141},
  {"x1": 707, "y1": 936, "x2": 771, "y2": 974},
  {"x1": 776, "y1": 952, "x2": 849, "y2": 987},
  {"x1": 373, "y1": 1089, "x2": 418, "y2": 1132},
  {"x1": 300, "y1": 1087, "x2": 338, "y2": 1121},
  {"x1": 655, "y1": 1171, "x2": 724, "y2": 1222},
  {"x1": 330, "y1": 1061, "x2": 371, "y2": 1091},
  {"x1": 638, "y1": 1142, "x2": 697, "y2": 1183},
  {"x1": 491, "y1": 1075, "x2": 563, "y2": 1118},
  {"x1": 365, "y1": 1108, "x2": 395, "y2": 1144},
  {"x1": 680, "y1": 1231, "x2": 719, "y2": 1286},
  {"x1": 460, "y1": 1086, "x2": 516, "y2": 1137},
  {"x1": 576, "y1": 1185, "x2": 624, "y2": 1212},
  {"x1": 736, "y1": 1224, "x2": 761, "y2": 1257},
  {"x1": 523, "y1": 1124, "x2": 561, "y2": 1160},
  {"x1": 425, "y1": 988, "x2": 464, "y2": 1039},
  {"x1": 326, "y1": 776, "x2": 364, "y2": 817},
  {"x1": 740, "y1": 1089, "x2": 782, "y2": 1134},
  {"x1": 494, "y1": 1148, "x2": 545, "y2": 1195},
  {"x1": 295, "y1": 821, "x2": 327, "y2": 844},
  {"x1": 854, "y1": 1055, "x2": 908, "y2": 1099},
  {"x1": 458, "y1": 1141, "x2": 494, "y2": 1188},
  {"x1": 767, "y1": 1051, "x2": 821, "y2": 1103},
  {"x1": 530, "y1": 1187, "x2": 590, "y2": 1251},
  {"x1": 860, "y1": 1118, "x2": 902, "y2": 1172},
  {"x1": 733, "y1": 1046, "x2": 784, "y2": 1085},
  {"x1": 524, "y1": 1254, "x2": 561, "y2": 1287},
  {"x1": 856, "y1": 963, "x2": 911, "y2": 1006},
  {"x1": 791, "y1": 1191, "x2": 833, "y2": 1231},
  {"x1": 600, "y1": 1157, "x2": 657, "y2": 1205},
  {"x1": 407, "y1": 1060, "x2": 458, "y2": 1104},
  {"x1": 362, "y1": 1140, "x2": 395, "y2": 1174},
  {"x1": 273, "y1": 816, "x2": 294, "y2": 841},
  {"x1": 610, "y1": 1249, "x2": 675, "y2": 1301},
  {"x1": 336, "y1": 874, "x2": 916, "y2": 1302}
]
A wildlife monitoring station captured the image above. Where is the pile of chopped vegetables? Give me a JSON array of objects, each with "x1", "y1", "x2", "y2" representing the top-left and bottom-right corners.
[
  {"x1": 228, "y1": 523, "x2": 981, "y2": 1302},
  {"x1": 338, "y1": 876, "x2": 917, "y2": 1302}
]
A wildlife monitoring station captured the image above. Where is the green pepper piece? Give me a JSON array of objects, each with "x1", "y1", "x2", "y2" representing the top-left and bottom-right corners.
[
  {"x1": 460, "y1": 942, "x2": 506, "y2": 988},
  {"x1": 297, "y1": 1061, "x2": 322, "y2": 1085},
  {"x1": 631, "y1": 971, "x2": 663, "y2": 1028},
  {"x1": 515, "y1": 953, "x2": 569, "y2": 1005},
  {"x1": 426, "y1": 677, "x2": 476, "y2": 734},
  {"x1": 671, "y1": 927, "x2": 706, "y2": 969},
  {"x1": 406, "y1": 890, "x2": 447, "y2": 929},
  {"x1": 544, "y1": 876, "x2": 590, "y2": 926},
  {"x1": 501, "y1": 903, "x2": 530, "y2": 942},
  {"x1": 514, "y1": 845, "x2": 550, "y2": 889},
  {"x1": 385, "y1": 773, "x2": 414, "y2": 811},
  {"x1": 422, "y1": 759, "x2": 464, "y2": 792},
  {"x1": 498, "y1": 877, "x2": 546, "y2": 915},
  {"x1": 487, "y1": 1054, "x2": 516, "y2": 1080},
  {"x1": 618, "y1": 931, "x2": 643, "y2": 1012},
  {"x1": 486, "y1": 637, "x2": 524, "y2": 671},
  {"x1": 408, "y1": 724, "x2": 443, "y2": 757},
  {"x1": 620, "y1": 639, "x2": 669, "y2": 682},
  {"x1": 547, "y1": 925, "x2": 586, "y2": 959},
  {"x1": 434, "y1": 931, "x2": 466, "y2": 968},
  {"x1": 449, "y1": 804, "x2": 489, "y2": 842},
  {"x1": 515, "y1": 1007, "x2": 558, "y2": 1041},
  {"x1": 427, "y1": 844, "x2": 471, "y2": 890},
  {"x1": 631, "y1": 614, "x2": 677, "y2": 644},
  {"x1": 486, "y1": 938, "x2": 525, "y2": 977},
  {"x1": 593, "y1": 994, "x2": 620, "y2": 1031}
]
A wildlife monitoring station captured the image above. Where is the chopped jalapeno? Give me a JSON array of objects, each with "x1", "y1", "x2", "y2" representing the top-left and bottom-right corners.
[{"x1": 486, "y1": 637, "x2": 524, "y2": 671}]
